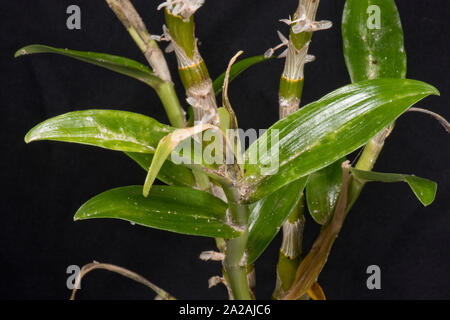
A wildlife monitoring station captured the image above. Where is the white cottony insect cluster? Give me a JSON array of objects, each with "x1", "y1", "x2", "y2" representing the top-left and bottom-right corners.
[
  {"x1": 280, "y1": 3, "x2": 332, "y2": 35},
  {"x1": 265, "y1": 0, "x2": 332, "y2": 62},
  {"x1": 157, "y1": 0, "x2": 205, "y2": 21},
  {"x1": 269, "y1": 0, "x2": 333, "y2": 116}
]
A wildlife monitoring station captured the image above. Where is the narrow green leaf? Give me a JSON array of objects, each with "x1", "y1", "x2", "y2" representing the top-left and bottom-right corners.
[
  {"x1": 25, "y1": 110, "x2": 174, "y2": 153},
  {"x1": 124, "y1": 152, "x2": 195, "y2": 187},
  {"x1": 350, "y1": 168, "x2": 437, "y2": 206},
  {"x1": 244, "y1": 79, "x2": 439, "y2": 202},
  {"x1": 143, "y1": 124, "x2": 218, "y2": 196},
  {"x1": 213, "y1": 55, "x2": 272, "y2": 96},
  {"x1": 74, "y1": 185, "x2": 242, "y2": 238},
  {"x1": 15, "y1": 44, "x2": 163, "y2": 88},
  {"x1": 218, "y1": 107, "x2": 231, "y2": 132},
  {"x1": 247, "y1": 178, "x2": 307, "y2": 264},
  {"x1": 342, "y1": 0, "x2": 407, "y2": 82},
  {"x1": 306, "y1": 159, "x2": 345, "y2": 225}
]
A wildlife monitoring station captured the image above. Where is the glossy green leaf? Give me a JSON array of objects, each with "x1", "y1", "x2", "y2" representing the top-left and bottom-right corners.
[
  {"x1": 306, "y1": 159, "x2": 345, "y2": 225},
  {"x1": 213, "y1": 55, "x2": 272, "y2": 95},
  {"x1": 25, "y1": 110, "x2": 174, "y2": 153},
  {"x1": 74, "y1": 185, "x2": 242, "y2": 238},
  {"x1": 350, "y1": 168, "x2": 437, "y2": 206},
  {"x1": 244, "y1": 79, "x2": 439, "y2": 202},
  {"x1": 124, "y1": 152, "x2": 195, "y2": 187},
  {"x1": 15, "y1": 44, "x2": 163, "y2": 88},
  {"x1": 246, "y1": 178, "x2": 307, "y2": 264},
  {"x1": 342, "y1": 0, "x2": 407, "y2": 82}
]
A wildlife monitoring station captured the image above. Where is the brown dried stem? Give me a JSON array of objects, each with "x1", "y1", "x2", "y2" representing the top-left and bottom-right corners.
[{"x1": 70, "y1": 261, "x2": 175, "y2": 300}]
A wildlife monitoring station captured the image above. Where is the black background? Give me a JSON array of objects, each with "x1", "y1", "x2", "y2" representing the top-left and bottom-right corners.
[{"x1": 1, "y1": 0, "x2": 449, "y2": 300}]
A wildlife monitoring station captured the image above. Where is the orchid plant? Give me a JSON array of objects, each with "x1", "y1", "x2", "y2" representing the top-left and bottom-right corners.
[{"x1": 17, "y1": 0, "x2": 448, "y2": 300}]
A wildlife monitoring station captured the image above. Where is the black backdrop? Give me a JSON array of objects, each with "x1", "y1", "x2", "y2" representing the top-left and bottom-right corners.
[{"x1": 1, "y1": 0, "x2": 449, "y2": 300}]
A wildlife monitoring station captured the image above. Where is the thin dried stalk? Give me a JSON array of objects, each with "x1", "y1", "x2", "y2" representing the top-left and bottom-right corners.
[
  {"x1": 70, "y1": 261, "x2": 175, "y2": 300},
  {"x1": 408, "y1": 107, "x2": 450, "y2": 133}
]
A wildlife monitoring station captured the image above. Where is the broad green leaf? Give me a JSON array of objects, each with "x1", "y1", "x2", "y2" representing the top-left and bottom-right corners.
[
  {"x1": 25, "y1": 110, "x2": 174, "y2": 153},
  {"x1": 244, "y1": 79, "x2": 439, "y2": 202},
  {"x1": 124, "y1": 152, "x2": 195, "y2": 187},
  {"x1": 246, "y1": 178, "x2": 307, "y2": 264},
  {"x1": 74, "y1": 185, "x2": 242, "y2": 238},
  {"x1": 350, "y1": 168, "x2": 437, "y2": 206},
  {"x1": 306, "y1": 159, "x2": 345, "y2": 225},
  {"x1": 15, "y1": 44, "x2": 163, "y2": 88},
  {"x1": 213, "y1": 55, "x2": 272, "y2": 95},
  {"x1": 342, "y1": 0, "x2": 407, "y2": 82}
]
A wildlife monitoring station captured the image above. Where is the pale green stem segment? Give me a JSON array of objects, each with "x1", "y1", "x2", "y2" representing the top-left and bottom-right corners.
[
  {"x1": 222, "y1": 185, "x2": 252, "y2": 300},
  {"x1": 155, "y1": 81, "x2": 186, "y2": 128},
  {"x1": 106, "y1": 0, "x2": 186, "y2": 128},
  {"x1": 164, "y1": 9, "x2": 219, "y2": 126},
  {"x1": 272, "y1": 198, "x2": 306, "y2": 299},
  {"x1": 347, "y1": 124, "x2": 394, "y2": 211}
]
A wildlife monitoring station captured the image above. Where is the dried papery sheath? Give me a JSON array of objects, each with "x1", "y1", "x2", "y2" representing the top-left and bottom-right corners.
[
  {"x1": 163, "y1": 9, "x2": 220, "y2": 125},
  {"x1": 280, "y1": 216, "x2": 305, "y2": 259},
  {"x1": 200, "y1": 250, "x2": 225, "y2": 261},
  {"x1": 208, "y1": 276, "x2": 225, "y2": 288},
  {"x1": 272, "y1": 212, "x2": 306, "y2": 299},
  {"x1": 264, "y1": 31, "x2": 289, "y2": 59},
  {"x1": 158, "y1": 0, "x2": 205, "y2": 21},
  {"x1": 281, "y1": 3, "x2": 332, "y2": 36}
]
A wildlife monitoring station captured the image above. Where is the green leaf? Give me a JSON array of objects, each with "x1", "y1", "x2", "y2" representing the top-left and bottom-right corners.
[
  {"x1": 25, "y1": 110, "x2": 174, "y2": 153},
  {"x1": 246, "y1": 178, "x2": 307, "y2": 264},
  {"x1": 143, "y1": 124, "x2": 220, "y2": 196},
  {"x1": 74, "y1": 185, "x2": 242, "y2": 238},
  {"x1": 124, "y1": 152, "x2": 195, "y2": 187},
  {"x1": 306, "y1": 159, "x2": 345, "y2": 225},
  {"x1": 342, "y1": 0, "x2": 407, "y2": 82},
  {"x1": 15, "y1": 44, "x2": 163, "y2": 88},
  {"x1": 350, "y1": 168, "x2": 437, "y2": 206},
  {"x1": 244, "y1": 79, "x2": 439, "y2": 202},
  {"x1": 218, "y1": 107, "x2": 231, "y2": 132},
  {"x1": 213, "y1": 55, "x2": 272, "y2": 96}
]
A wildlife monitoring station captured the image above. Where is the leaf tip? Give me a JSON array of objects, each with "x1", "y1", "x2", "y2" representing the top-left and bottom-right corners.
[
  {"x1": 428, "y1": 84, "x2": 440, "y2": 97},
  {"x1": 142, "y1": 187, "x2": 150, "y2": 197},
  {"x1": 24, "y1": 129, "x2": 35, "y2": 143},
  {"x1": 73, "y1": 211, "x2": 83, "y2": 221},
  {"x1": 14, "y1": 48, "x2": 27, "y2": 58}
]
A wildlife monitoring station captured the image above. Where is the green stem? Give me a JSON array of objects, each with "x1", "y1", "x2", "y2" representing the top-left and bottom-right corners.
[
  {"x1": 347, "y1": 124, "x2": 394, "y2": 212},
  {"x1": 273, "y1": 197, "x2": 306, "y2": 299},
  {"x1": 222, "y1": 185, "x2": 251, "y2": 300},
  {"x1": 155, "y1": 82, "x2": 186, "y2": 128},
  {"x1": 192, "y1": 168, "x2": 211, "y2": 191}
]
